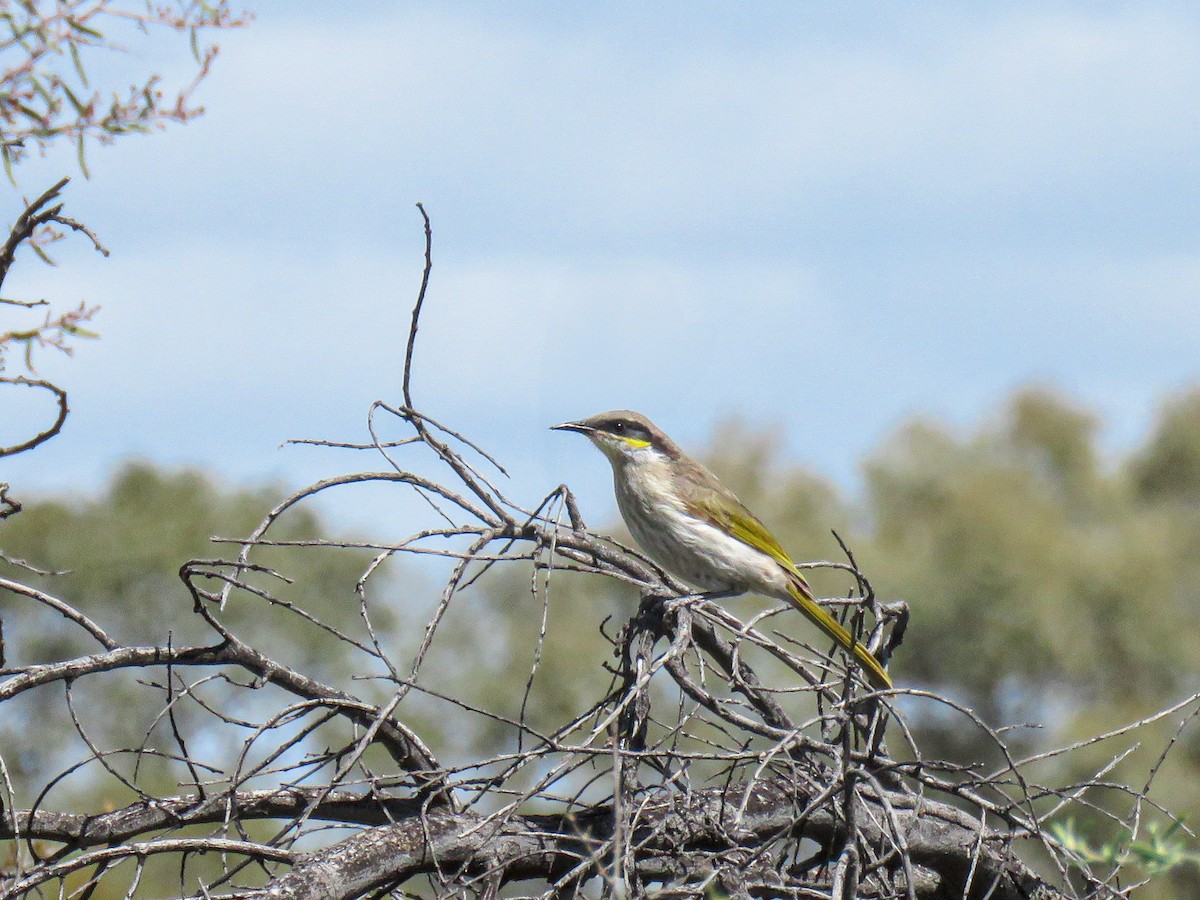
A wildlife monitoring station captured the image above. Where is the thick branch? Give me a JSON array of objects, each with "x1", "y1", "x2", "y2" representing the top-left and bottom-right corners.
[
  {"x1": 3, "y1": 788, "x2": 422, "y2": 846},
  {"x1": 254, "y1": 780, "x2": 1061, "y2": 900}
]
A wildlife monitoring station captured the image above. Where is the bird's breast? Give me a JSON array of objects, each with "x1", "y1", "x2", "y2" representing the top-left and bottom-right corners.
[{"x1": 611, "y1": 458, "x2": 786, "y2": 596}]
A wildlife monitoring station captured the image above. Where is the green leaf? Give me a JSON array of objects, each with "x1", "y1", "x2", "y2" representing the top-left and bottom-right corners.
[
  {"x1": 76, "y1": 131, "x2": 89, "y2": 178},
  {"x1": 29, "y1": 75, "x2": 53, "y2": 108},
  {"x1": 2, "y1": 144, "x2": 15, "y2": 187},
  {"x1": 62, "y1": 83, "x2": 85, "y2": 116},
  {"x1": 65, "y1": 18, "x2": 104, "y2": 40},
  {"x1": 16, "y1": 102, "x2": 46, "y2": 125},
  {"x1": 1052, "y1": 817, "x2": 1200, "y2": 879},
  {"x1": 62, "y1": 325, "x2": 99, "y2": 340},
  {"x1": 68, "y1": 40, "x2": 88, "y2": 87},
  {"x1": 30, "y1": 242, "x2": 54, "y2": 266}
]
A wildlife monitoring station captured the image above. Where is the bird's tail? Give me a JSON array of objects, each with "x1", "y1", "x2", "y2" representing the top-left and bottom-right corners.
[{"x1": 785, "y1": 575, "x2": 892, "y2": 690}]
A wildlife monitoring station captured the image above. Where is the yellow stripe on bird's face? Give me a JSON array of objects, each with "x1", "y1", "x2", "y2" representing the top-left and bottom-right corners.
[
  {"x1": 612, "y1": 434, "x2": 651, "y2": 449},
  {"x1": 592, "y1": 432, "x2": 652, "y2": 465}
]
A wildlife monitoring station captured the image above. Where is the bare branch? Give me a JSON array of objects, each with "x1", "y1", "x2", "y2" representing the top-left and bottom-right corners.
[{"x1": 0, "y1": 203, "x2": 1189, "y2": 900}]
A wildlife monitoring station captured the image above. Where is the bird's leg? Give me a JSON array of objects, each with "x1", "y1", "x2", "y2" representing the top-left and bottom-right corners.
[
  {"x1": 661, "y1": 587, "x2": 737, "y2": 617},
  {"x1": 700, "y1": 588, "x2": 742, "y2": 602}
]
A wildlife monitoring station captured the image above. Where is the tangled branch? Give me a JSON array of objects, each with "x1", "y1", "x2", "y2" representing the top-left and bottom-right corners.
[{"x1": 0, "y1": 206, "x2": 1195, "y2": 900}]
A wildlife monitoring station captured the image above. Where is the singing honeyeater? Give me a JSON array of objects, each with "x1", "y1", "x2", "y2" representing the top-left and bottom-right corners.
[{"x1": 552, "y1": 410, "x2": 892, "y2": 690}]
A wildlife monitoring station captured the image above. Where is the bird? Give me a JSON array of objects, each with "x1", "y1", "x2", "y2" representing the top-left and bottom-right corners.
[{"x1": 552, "y1": 410, "x2": 892, "y2": 690}]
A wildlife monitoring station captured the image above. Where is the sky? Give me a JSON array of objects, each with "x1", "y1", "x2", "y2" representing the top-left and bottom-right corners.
[{"x1": 4, "y1": 2, "x2": 1200, "y2": 533}]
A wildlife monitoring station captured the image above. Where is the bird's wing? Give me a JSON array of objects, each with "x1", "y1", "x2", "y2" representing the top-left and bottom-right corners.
[
  {"x1": 683, "y1": 480, "x2": 798, "y2": 570},
  {"x1": 684, "y1": 469, "x2": 891, "y2": 689}
]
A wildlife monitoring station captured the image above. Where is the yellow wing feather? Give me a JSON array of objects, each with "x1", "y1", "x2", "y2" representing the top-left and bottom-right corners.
[
  {"x1": 689, "y1": 495, "x2": 892, "y2": 690},
  {"x1": 784, "y1": 579, "x2": 892, "y2": 690},
  {"x1": 691, "y1": 495, "x2": 796, "y2": 567}
]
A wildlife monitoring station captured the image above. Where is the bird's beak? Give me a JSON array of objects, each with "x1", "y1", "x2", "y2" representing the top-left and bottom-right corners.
[{"x1": 551, "y1": 421, "x2": 593, "y2": 435}]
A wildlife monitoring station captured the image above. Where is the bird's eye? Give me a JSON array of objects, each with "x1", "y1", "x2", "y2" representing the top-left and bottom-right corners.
[{"x1": 611, "y1": 422, "x2": 625, "y2": 433}]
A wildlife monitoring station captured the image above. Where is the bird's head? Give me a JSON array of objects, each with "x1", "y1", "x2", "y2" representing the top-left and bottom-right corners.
[{"x1": 551, "y1": 410, "x2": 680, "y2": 466}]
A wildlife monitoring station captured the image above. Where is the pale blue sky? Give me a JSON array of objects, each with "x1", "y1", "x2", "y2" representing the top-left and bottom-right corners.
[{"x1": 4, "y1": 2, "x2": 1200, "y2": 530}]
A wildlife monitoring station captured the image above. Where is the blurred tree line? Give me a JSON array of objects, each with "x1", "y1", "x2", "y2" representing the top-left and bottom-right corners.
[
  {"x1": 4, "y1": 384, "x2": 1200, "y2": 894},
  {"x1": 0, "y1": 465, "x2": 390, "y2": 818}
]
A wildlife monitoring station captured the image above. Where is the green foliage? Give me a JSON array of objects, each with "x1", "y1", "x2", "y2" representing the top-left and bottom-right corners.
[
  {"x1": 0, "y1": 0, "x2": 249, "y2": 182},
  {"x1": 418, "y1": 565, "x2": 631, "y2": 761},
  {"x1": 0, "y1": 301, "x2": 99, "y2": 374},
  {"x1": 493, "y1": 390, "x2": 1200, "y2": 785},
  {"x1": 0, "y1": 461, "x2": 392, "y2": 793},
  {"x1": 8, "y1": 387, "x2": 1200, "y2": 895},
  {"x1": 1052, "y1": 817, "x2": 1200, "y2": 880},
  {"x1": 0, "y1": 2, "x2": 249, "y2": 385},
  {"x1": 864, "y1": 388, "x2": 1198, "y2": 712},
  {"x1": 704, "y1": 388, "x2": 1200, "y2": 898},
  {"x1": 495, "y1": 388, "x2": 1200, "y2": 895},
  {"x1": 1131, "y1": 389, "x2": 1200, "y2": 506},
  {"x1": 2, "y1": 461, "x2": 379, "y2": 656}
]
